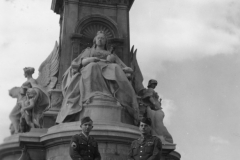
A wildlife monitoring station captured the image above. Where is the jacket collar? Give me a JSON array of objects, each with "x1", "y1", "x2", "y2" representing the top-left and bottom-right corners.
[{"x1": 79, "y1": 132, "x2": 93, "y2": 142}]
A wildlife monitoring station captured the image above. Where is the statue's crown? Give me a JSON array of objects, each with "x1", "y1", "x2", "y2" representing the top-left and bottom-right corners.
[{"x1": 96, "y1": 30, "x2": 105, "y2": 35}]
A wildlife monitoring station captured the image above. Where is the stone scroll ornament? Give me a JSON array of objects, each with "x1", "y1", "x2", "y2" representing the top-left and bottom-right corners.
[
  {"x1": 8, "y1": 42, "x2": 60, "y2": 134},
  {"x1": 129, "y1": 46, "x2": 174, "y2": 144}
]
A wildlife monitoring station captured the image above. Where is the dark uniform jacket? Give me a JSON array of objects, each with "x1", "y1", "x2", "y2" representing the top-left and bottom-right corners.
[
  {"x1": 69, "y1": 133, "x2": 101, "y2": 160},
  {"x1": 128, "y1": 135, "x2": 162, "y2": 160}
]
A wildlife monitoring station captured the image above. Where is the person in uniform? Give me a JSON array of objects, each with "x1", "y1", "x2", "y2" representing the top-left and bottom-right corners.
[
  {"x1": 69, "y1": 117, "x2": 101, "y2": 160},
  {"x1": 128, "y1": 117, "x2": 162, "y2": 160}
]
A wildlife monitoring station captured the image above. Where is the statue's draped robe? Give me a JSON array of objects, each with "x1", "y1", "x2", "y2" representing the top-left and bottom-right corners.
[
  {"x1": 25, "y1": 81, "x2": 50, "y2": 128},
  {"x1": 147, "y1": 108, "x2": 173, "y2": 143},
  {"x1": 56, "y1": 48, "x2": 139, "y2": 123},
  {"x1": 141, "y1": 88, "x2": 173, "y2": 143},
  {"x1": 142, "y1": 88, "x2": 162, "y2": 110},
  {"x1": 31, "y1": 86, "x2": 50, "y2": 128},
  {"x1": 9, "y1": 94, "x2": 24, "y2": 133}
]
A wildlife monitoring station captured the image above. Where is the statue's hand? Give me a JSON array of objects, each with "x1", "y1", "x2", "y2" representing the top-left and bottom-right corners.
[
  {"x1": 91, "y1": 57, "x2": 100, "y2": 62},
  {"x1": 82, "y1": 57, "x2": 100, "y2": 66}
]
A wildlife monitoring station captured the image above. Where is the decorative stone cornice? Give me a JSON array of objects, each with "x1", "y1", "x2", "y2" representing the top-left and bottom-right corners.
[
  {"x1": 78, "y1": 0, "x2": 131, "y2": 6},
  {"x1": 52, "y1": 0, "x2": 134, "y2": 14}
]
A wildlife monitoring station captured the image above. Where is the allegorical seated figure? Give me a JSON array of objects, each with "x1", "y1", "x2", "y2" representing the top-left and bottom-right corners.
[
  {"x1": 56, "y1": 31, "x2": 139, "y2": 124},
  {"x1": 19, "y1": 81, "x2": 50, "y2": 130},
  {"x1": 9, "y1": 41, "x2": 58, "y2": 133},
  {"x1": 141, "y1": 79, "x2": 162, "y2": 111},
  {"x1": 140, "y1": 79, "x2": 173, "y2": 143},
  {"x1": 8, "y1": 67, "x2": 50, "y2": 133}
]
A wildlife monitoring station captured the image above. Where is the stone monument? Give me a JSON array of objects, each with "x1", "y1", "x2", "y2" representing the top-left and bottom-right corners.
[{"x1": 0, "y1": 0, "x2": 181, "y2": 160}]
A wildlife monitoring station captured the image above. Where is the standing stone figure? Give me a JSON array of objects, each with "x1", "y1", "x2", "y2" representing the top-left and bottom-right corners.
[
  {"x1": 20, "y1": 88, "x2": 39, "y2": 128},
  {"x1": 20, "y1": 66, "x2": 51, "y2": 130},
  {"x1": 128, "y1": 118, "x2": 162, "y2": 160},
  {"x1": 69, "y1": 117, "x2": 101, "y2": 160},
  {"x1": 9, "y1": 86, "x2": 28, "y2": 134},
  {"x1": 19, "y1": 83, "x2": 33, "y2": 132},
  {"x1": 57, "y1": 31, "x2": 139, "y2": 124},
  {"x1": 8, "y1": 42, "x2": 59, "y2": 134},
  {"x1": 19, "y1": 82, "x2": 50, "y2": 129},
  {"x1": 19, "y1": 67, "x2": 50, "y2": 130}
]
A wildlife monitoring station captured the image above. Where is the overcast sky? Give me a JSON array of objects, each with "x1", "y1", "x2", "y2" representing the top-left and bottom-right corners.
[{"x1": 1, "y1": 0, "x2": 240, "y2": 160}]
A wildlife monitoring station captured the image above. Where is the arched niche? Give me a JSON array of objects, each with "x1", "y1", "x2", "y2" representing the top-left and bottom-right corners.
[
  {"x1": 74, "y1": 14, "x2": 121, "y2": 39},
  {"x1": 71, "y1": 14, "x2": 124, "y2": 61}
]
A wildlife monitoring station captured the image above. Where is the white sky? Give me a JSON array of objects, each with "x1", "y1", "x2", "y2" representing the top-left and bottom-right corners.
[{"x1": 1, "y1": 0, "x2": 240, "y2": 160}]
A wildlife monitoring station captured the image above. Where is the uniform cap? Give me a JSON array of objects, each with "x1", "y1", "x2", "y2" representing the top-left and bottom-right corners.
[{"x1": 81, "y1": 117, "x2": 92, "y2": 125}]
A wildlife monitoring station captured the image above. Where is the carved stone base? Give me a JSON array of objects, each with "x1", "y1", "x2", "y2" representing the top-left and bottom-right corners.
[
  {"x1": 0, "y1": 104, "x2": 180, "y2": 160},
  {"x1": 80, "y1": 104, "x2": 134, "y2": 125},
  {"x1": 0, "y1": 122, "x2": 180, "y2": 160}
]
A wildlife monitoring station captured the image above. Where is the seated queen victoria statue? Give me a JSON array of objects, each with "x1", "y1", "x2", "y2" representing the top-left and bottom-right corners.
[{"x1": 56, "y1": 31, "x2": 139, "y2": 124}]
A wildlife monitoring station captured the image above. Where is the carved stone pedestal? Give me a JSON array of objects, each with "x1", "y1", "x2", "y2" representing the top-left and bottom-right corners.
[
  {"x1": 44, "y1": 121, "x2": 139, "y2": 160},
  {"x1": 0, "y1": 104, "x2": 180, "y2": 160},
  {"x1": 43, "y1": 89, "x2": 63, "y2": 128}
]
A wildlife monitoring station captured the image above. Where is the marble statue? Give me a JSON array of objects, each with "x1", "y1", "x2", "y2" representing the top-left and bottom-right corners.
[
  {"x1": 141, "y1": 79, "x2": 162, "y2": 110},
  {"x1": 56, "y1": 31, "x2": 139, "y2": 124},
  {"x1": 9, "y1": 81, "x2": 50, "y2": 132},
  {"x1": 130, "y1": 47, "x2": 173, "y2": 143},
  {"x1": 143, "y1": 80, "x2": 173, "y2": 143},
  {"x1": 8, "y1": 42, "x2": 59, "y2": 133},
  {"x1": 9, "y1": 87, "x2": 27, "y2": 134},
  {"x1": 19, "y1": 83, "x2": 49, "y2": 129}
]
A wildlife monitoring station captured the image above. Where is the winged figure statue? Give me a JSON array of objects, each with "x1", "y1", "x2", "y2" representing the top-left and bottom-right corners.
[
  {"x1": 36, "y1": 41, "x2": 60, "y2": 91},
  {"x1": 129, "y1": 45, "x2": 173, "y2": 144},
  {"x1": 9, "y1": 42, "x2": 60, "y2": 134}
]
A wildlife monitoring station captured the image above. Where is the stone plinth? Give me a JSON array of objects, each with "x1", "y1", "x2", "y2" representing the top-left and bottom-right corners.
[
  {"x1": 0, "y1": 122, "x2": 179, "y2": 160},
  {"x1": 44, "y1": 121, "x2": 139, "y2": 160},
  {"x1": 0, "y1": 103, "x2": 180, "y2": 160}
]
